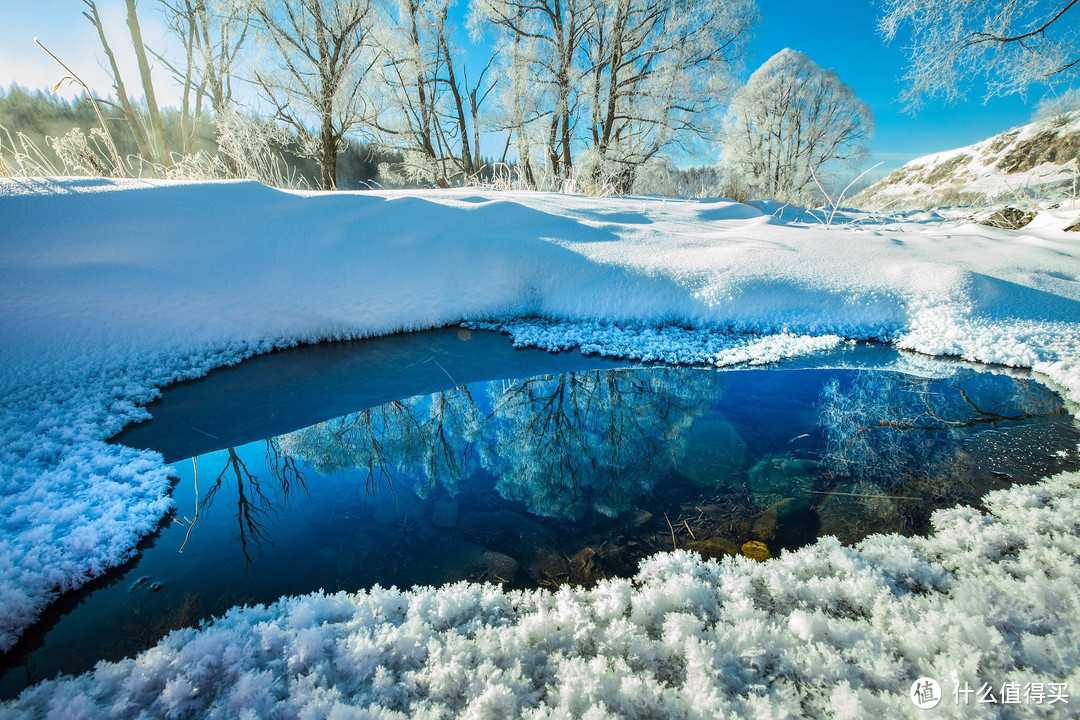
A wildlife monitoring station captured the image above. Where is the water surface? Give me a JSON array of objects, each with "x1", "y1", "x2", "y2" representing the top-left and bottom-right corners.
[{"x1": 2, "y1": 330, "x2": 1078, "y2": 697}]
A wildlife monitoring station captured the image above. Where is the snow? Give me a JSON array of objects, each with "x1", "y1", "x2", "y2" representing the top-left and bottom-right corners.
[{"x1": 1, "y1": 177, "x2": 1080, "y2": 715}]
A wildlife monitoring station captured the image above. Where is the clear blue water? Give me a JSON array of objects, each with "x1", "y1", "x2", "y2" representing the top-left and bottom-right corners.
[{"x1": 1, "y1": 329, "x2": 1078, "y2": 698}]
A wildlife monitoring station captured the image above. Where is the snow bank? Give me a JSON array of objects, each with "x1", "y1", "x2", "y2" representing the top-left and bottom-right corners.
[{"x1": 1, "y1": 177, "x2": 1080, "y2": 712}]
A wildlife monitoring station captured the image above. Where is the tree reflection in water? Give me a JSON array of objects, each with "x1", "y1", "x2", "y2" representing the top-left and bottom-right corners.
[
  {"x1": 817, "y1": 370, "x2": 1066, "y2": 532},
  {"x1": 185, "y1": 367, "x2": 1071, "y2": 561},
  {"x1": 199, "y1": 448, "x2": 272, "y2": 569},
  {"x1": 482, "y1": 369, "x2": 724, "y2": 519},
  {"x1": 265, "y1": 438, "x2": 309, "y2": 502},
  {"x1": 278, "y1": 401, "x2": 417, "y2": 493},
  {"x1": 187, "y1": 440, "x2": 310, "y2": 569},
  {"x1": 275, "y1": 368, "x2": 727, "y2": 520},
  {"x1": 277, "y1": 388, "x2": 481, "y2": 498}
]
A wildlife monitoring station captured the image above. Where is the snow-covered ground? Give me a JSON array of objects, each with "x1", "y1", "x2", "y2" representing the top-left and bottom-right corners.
[{"x1": 1, "y1": 177, "x2": 1080, "y2": 716}]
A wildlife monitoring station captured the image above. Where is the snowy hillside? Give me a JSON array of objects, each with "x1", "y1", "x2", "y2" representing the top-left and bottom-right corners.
[
  {"x1": 1, "y1": 178, "x2": 1080, "y2": 717},
  {"x1": 853, "y1": 114, "x2": 1080, "y2": 210}
]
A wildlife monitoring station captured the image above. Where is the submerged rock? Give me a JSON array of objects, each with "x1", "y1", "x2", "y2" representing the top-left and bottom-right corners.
[
  {"x1": 752, "y1": 496, "x2": 812, "y2": 541},
  {"x1": 685, "y1": 536, "x2": 740, "y2": 560},
  {"x1": 430, "y1": 499, "x2": 458, "y2": 529},
  {"x1": 678, "y1": 416, "x2": 747, "y2": 488},
  {"x1": 747, "y1": 455, "x2": 814, "y2": 508},
  {"x1": 751, "y1": 510, "x2": 777, "y2": 540},
  {"x1": 525, "y1": 548, "x2": 570, "y2": 587},
  {"x1": 564, "y1": 544, "x2": 645, "y2": 587},
  {"x1": 625, "y1": 509, "x2": 655, "y2": 529},
  {"x1": 413, "y1": 538, "x2": 519, "y2": 586},
  {"x1": 740, "y1": 540, "x2": 771, "y2": 562},
  {"x1": 477, "y1": 550, "x2": 519, "y2": 584},
  {"x1": 457, "y1": 509, "x2": 552, "y2": 551},
  {"x1": 569, "y1": 547, "x2": 598, "y2": 586}
]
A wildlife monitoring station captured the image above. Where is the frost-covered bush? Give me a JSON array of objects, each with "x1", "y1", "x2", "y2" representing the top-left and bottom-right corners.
[
  {"x1": 47, "y1": 128, "x2": 112, "y2": 177},
  {"x1": 628, "y1": 157, "x2": 682, "y2": 197},
  {"x1": 216, "y1": 110, "x2": 309, "y2": 189},
  {"x1": 164, "y1": 111, "x2": 310, "y2": 189},
  {"x1": 720, "y1": 49, "x2": 873, "y2": 204},
  {"x1": 0, "y1": 125, "x2": 62, "y2": 177},
  {"x1": 1034, "y1": 89, "x2": 1080, "y2": 129}
]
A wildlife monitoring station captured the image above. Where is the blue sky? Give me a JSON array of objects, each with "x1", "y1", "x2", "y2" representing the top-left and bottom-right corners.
[
  {"x1": 748, "y1": 0, "x2": 1040, "y2": 173},
  {"x1": 0, "y1": 0, "x2": 1052, "y2": 174}
]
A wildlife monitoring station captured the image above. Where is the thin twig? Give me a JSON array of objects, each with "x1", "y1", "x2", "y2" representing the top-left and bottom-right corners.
[
  {"x1": 179, "y1": 456, "x2": 201, "y2": 553},
  {"x1": 35, "y1": 38, "x2": 125, "y2": 174},
  {"x1": 663, "y1": 511, "x2": 677, "y2": 550},
  {"x1": 809, "y1": 161, "x2": 883, "y2": 228}
]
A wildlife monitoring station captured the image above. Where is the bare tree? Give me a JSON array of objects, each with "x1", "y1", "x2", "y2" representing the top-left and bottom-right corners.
[
  {"x1": 252, "y1": 0, "x2": 376, "y2": 189},
  {"x1": 720, "y1": 49, "x2": 873, "y2": 203},
  {"x1": 879, "y1": 0, "x2": 1080, "y2": 108},
  {"x1": 126, "y1": 0, "x2": 171, "y2": 161}
]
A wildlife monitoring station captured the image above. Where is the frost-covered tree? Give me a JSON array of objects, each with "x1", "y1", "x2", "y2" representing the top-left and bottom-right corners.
[
  {"x1": 474, "y1": 0, "x2": 756, "y2": 191},
  {"x1": 370, "y1": 0, "x2": 497, "y2": 186},
  {"x1": 879, "y1": 0, "x2": 1080, "y2": 108},
  {"x1": 579, "y1": 0, "x2": 756, "y2": 192},
  {"x1": 472, "y1": 0, "x2": 591, "y2": 184},
  {"x1": 720, "y1": 49, "x2": 873, "y2": 203},
  {"x1": 252, "y1": 0, "x2": 376, "y2": 189},
  {"x1": 157, "y1": 0, "x2": 253, "y2": 154},
  {"x1": 481, "y1": 17, "x2": 548, "y2": 186}
]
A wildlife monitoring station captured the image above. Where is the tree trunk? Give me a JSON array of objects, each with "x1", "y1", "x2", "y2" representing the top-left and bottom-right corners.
[
  {"x1": 320, "y1": 113, "x2": 337, "y2": 190},
  {"x1": 179, "y1": 5, "x2": 197, "y2": 155},
  {"x1": 84, "y1": 0, "x2": 154, "y2": 169},
  {"x1": 442, "y1": 33, "x2": 474, "y2": 178},
  {"x1": 126, "y1": 0, "x2": 169, "y2": 164}
]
